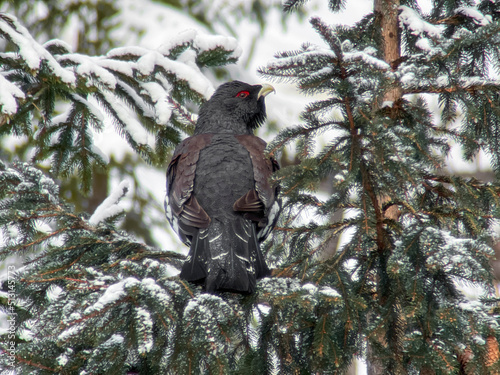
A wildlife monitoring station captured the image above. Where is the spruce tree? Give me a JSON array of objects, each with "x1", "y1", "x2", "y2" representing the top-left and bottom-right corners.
[
  {"x1": 262, "y1": 0, "x2": 500, "y2": 373},
  {"x1": 1, "y1": 1, "x2": 500, "y2": 375},
  {"x1": 0, "y1": 0, "x2": 119, "y2": 55},
  {"x1": 0, "y1": 0, "x2": 157, "y2": 247}
]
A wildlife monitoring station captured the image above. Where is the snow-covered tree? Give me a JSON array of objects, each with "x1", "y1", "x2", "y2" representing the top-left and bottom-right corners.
[
  {"x1": 2, "y1": 0, "x2": 500, "y2": 373},
  {"x1": 261, "y1": 0, "x2": 500, "y2": 373},
  {"x1": 0, "y1": 0, "x2": 292, "y2": 247},
  {"x1": 0, "y1": 0, "x2": 119, "y2": 55}
]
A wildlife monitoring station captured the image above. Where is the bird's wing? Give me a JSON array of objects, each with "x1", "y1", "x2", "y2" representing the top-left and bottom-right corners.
[
  {"x1": 166, "y1": 134, "x2": 213, "y2": 243},
  {"x1": 233, "y1": 135, "x2": 281, "y2": 241}
]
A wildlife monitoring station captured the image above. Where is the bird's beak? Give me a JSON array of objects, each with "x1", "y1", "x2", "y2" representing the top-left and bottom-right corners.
[{"x1": 258, "y1": 84, "x2": 276, "y2": 99}]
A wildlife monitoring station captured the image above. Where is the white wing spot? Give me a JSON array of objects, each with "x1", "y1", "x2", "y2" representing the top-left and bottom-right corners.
[
  {"x1": 209, "y1": 233, "x2": 222, "y2": 243},
  {"x1": 235, "y1": 254, "x2": 249, "y2": 263},
  {"x1": 212, "y1": 252, "x2": 229, "y2": 260},
  {"x1": 235, "y1": 231, "x2": 248, "y2": 243}
]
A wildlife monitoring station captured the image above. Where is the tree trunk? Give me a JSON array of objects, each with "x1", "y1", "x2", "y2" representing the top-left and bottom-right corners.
[
  {"x1": 368, "y1": 1, "x2": 403, "y2": 374},
  {"x1": 87, "y1": 167, "x2": 109, "y2": 214},
  {"x1": 375, "y1": 0, "x2": 402, "y2": 105}
]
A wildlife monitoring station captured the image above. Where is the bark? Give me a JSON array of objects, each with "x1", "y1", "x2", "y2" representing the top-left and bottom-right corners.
[
  {"x1": 88, "y1": 167, "x2": 109, "y2": 214},
  {"x1": 375, "y1": 0, "x2": 402, "y2": 104},
  {"x1": 367, "y1": 1, "x2": 405, "y2": 375}
]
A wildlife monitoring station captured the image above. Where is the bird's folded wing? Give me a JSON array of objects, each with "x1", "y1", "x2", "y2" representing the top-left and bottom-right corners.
[
  {"x1": 234, "y1": 134, "x2": 280, "y2": 209},
  {"x1": 167, "y1": 134, "x2": 213, "y2": 228},
  {"x1": 233, "y1": 189, "x2": 265, "y2": 212},
  {"x1": 180, "y1": 195, "x2": 210, "y2": 228}
]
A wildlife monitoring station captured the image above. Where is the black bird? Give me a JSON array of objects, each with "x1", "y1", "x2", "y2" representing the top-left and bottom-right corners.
[{"x1": 165, "y1": 81, "x2": 280, "y2": 293}]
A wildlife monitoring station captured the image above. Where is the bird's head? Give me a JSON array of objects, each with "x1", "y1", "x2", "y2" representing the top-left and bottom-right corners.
[{"x1": 195, "y1": 81, "x2": 275, "y2": 135}]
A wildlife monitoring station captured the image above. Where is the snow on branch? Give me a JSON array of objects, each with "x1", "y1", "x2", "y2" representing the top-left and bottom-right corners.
[
  {"x1": 0, "y1": 13, "x2": 242, "y2": 116},
  {"x1": 263, "y1": 45, "x2": 337, "y2": 82},
  {"x1": 59, "y1": 53, "x2": 118, "y2": 89},
  {"x1": 456, "y1": 6, "x2": 492, "y2": 26},
  {"x1": 140, "y1": 82, "x2": 173, "y2": 125},
  {"x1": 99, "y1": 90, "x2": 150, "y2": 146},
  {"x1": 0, "y1": 14, "x2": 76, "y2": 84},
  {"x1": 343, "y1": 48, "x2": 390, "y2": 71},
  {"x1": 0, "y1": 73, "x2": 25, "y2": 115},
  {"x1": 399, "y1": 6, "x2": 443, "y2": 39},
  {"x1": 136, "y1": 49, "x2": 214, "y2": 99},
  {"x1": 70, "y1": 93, "x2": 105, "y2": 123},
  {"x1": 158, "y1": 28, "x2": 242, "y2": 60},
  {"x1": 0, "y1": 13, "x2": 242, "y2": 188},
  {"x1": 83, "y1": 277, "x2": 139, "y2": 314},
  {"x1": 89, "y1": 180, "x2": 131, "y2": 225}
]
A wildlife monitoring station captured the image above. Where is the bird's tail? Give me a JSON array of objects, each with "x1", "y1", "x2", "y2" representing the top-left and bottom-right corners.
[{"x1": 180, "y1": 216, "x2": 270, "y2": 293}]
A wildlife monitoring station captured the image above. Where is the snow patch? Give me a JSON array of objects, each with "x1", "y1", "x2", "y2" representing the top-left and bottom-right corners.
[
  {"x1": 58, "y1": 323, "x2": 84, "y2": 341},
  {"x1": 44, "y1": 38, "x2": 73, "y2": 53},
  {"x1": 98, "y1": 58, "x2": 134, "y2": 77},
  {"x1": 139, "y1": 277, "x2": 172, "y2": 306},
  {"x1": 71, "y1": 93, "x2": 105, "y2": 123},
  {"x1": 136, "y1": 50, "x2": 214, "y2": 99},
  {"x1": 193, "y1": 32, "x2": 242, "y2": 59},
  {"x1": 61, "y1": 53, "x2": 117, "y2": 88},
  {"x1": 101, "y1": 90, "x2": 149, "y2": 145},
  {"x1": 106, "y1": 46, "x2": 151, "y2": 59},
  {"x1": 106, "y1": 333, "x2": 124, "y2": 345},
  {"x1": 399, "y1": 6, "x2": 443, "y2": 38},
  {"x1": 83, "y1": 277, "x2": 139, "y2": 315},
  {"x1": 89, "y1": 180, "x2": 131, "y2": 225},
  {"x1": 51, "y1": 108, "x2": 71, "y2": 126},
  {"x1": 18, "y1": 327, "x2": 34, "y2": 341},
  {"x1": 302, "y1": 283, "x2": 318, "y2": 294},
  {"x1": 415, "y1": 37, "x2": 432, "y2": 51},
  {"x1": 319, "y1": 286, "x2": 341, "y2": 298},
  {"x1": 46, "y1": 284, "x2": 63, "y2": 302},
  {"x1": 56, "y1": 353, "x2": 69, "y2": 366},
  {"x1": 136, "y1": 307, "x2": 153, "y2": 354},
  {"x1": 0, "y1": 15, "x2": 75, "y2": 84},
  {"x1": 142, "y1": 82, "x2": 173, "y2": 124},
  {"x1": 344, "y1": 49, "x2": 390, "y2": 70},
  {"x1": 456, "y1": 7, "x2": 492, "y2": 26},
  {"x1": 158, "y1": 29, "x2": 198, "y2": 54},
  {"x1": 0, "y1": 74, "x2": 25, "y2": 115},
  {"x1": 117, "y1": 81, "x2": 155, "y2": 119}
]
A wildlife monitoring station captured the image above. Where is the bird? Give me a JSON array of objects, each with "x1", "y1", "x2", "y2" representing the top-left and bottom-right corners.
[{"x1": 165, "y1": 80, "x2": 280, "y2": 294}]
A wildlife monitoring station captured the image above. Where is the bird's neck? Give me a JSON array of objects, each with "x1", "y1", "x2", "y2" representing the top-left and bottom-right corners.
[{"x1": 194, "y1": 117, "x2": 253, "y2": 135}]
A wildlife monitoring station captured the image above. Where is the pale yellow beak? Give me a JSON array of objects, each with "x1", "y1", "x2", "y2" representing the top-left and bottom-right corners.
[{"x1": 258, "y1": 83, "x2": 276, "y2": 99}]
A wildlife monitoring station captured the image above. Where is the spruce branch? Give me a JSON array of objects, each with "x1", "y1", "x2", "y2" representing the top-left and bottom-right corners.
[
  {"x1": 0, "y1": 13, "x2": 241, "y2": 190},
  {"x1": 259, "y1": 1, "x2": 500, "y2": 372}
]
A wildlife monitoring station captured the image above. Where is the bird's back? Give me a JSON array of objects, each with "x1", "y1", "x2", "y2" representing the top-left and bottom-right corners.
[{"x1": 193, "y1": 134, "x2": 254, "y2": 217}]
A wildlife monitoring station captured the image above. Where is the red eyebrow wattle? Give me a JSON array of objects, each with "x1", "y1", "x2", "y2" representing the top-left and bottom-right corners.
[{"x1": 236, "y1": 91, "x2": 250, "y2": 98}]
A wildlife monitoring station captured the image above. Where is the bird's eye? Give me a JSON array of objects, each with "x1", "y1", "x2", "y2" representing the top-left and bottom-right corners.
[{"x1": 236, "y1": 91, "x2": 250, "y2": 98}]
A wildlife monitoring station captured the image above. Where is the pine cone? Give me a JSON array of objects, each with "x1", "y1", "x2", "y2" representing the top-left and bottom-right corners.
[{"x1": 485, "y1": 336, "x2": 500, "y2": 368}]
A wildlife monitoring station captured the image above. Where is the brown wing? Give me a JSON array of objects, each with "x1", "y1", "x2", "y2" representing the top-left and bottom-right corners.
[
  {"x1": 234, "y1": 134, "x2": 279, "y2": 210},
  {"x1": 233, "y1": 189, "x2": 265, "y2": 212},
  {"x1": 233, "y1": 135, "x2": 280, "y2": 241},
  {"x1": 166, "y1": 134, "x2": 213, "y2": 232}
]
